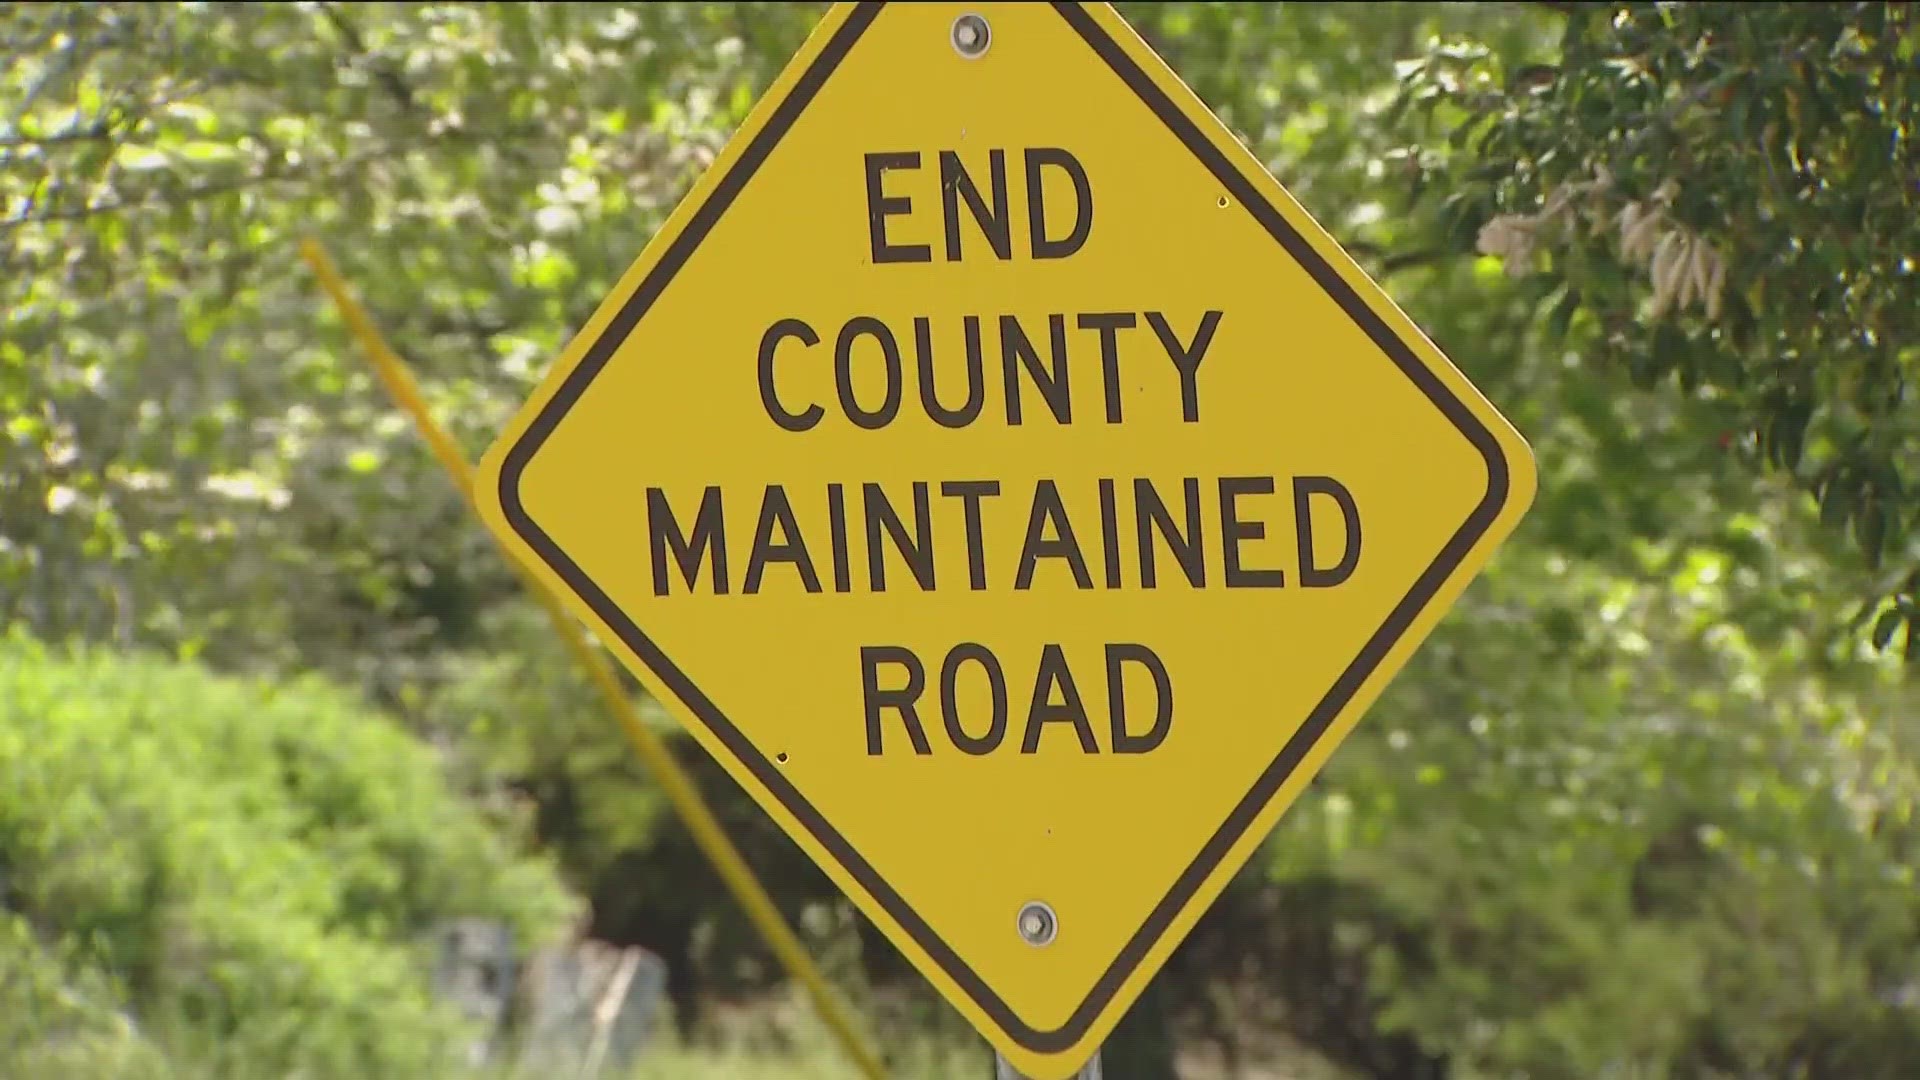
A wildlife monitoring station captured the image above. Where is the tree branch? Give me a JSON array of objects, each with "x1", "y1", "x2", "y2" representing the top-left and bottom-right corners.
[
  {"x1": 0, "y1": 124, "x2": 119, "y2": 150},
  {"x1": 1383, "y1": 248, "x2": 1448, "y2": 274},
  {"x1": 1, "y1": 175, "x2": 263, "y2": 229},
  {"x1": 317, "y1": 2, "x2": 422, "y2": 117},
  {"x1": 1345, "y1": 241, "x2": 1450, "y2": 276},
  {"x1": 0, "y1": 149, "x2": 378, "y2": 233}
]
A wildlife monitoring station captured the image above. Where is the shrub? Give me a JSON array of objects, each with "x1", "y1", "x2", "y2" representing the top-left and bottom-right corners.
[{"x1": 0, "y1": 631, "x2": 577, "y2": 1078}]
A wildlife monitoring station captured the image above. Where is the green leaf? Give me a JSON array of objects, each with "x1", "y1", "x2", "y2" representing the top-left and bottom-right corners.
[
  {"x1": 1873, "y1": 607, "x2": 1901, "y2": 650},
  {"x1": 1819, "y1": 469, "x2": 1854, "y2": 529},
  {"x1": 1545, "y1": 286, "x2": 1582, "y2": 340},
  {"x1": 1856, "y1": 502, "x2": 1888, "y2": 569},
  {"x1": 1769, "y1": 404, "x2": 1812, "y2": 474}
]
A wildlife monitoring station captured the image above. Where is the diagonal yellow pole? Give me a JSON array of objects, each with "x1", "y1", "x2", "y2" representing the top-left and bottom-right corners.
[{"x1": 297, "y1": 238, "x2": 887, "y2": 1080}]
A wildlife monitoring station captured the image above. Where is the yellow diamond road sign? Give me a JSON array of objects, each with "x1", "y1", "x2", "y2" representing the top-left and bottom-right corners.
[{"x1": 474, "y1": 3, "x2": 1536, "y2": 1077}]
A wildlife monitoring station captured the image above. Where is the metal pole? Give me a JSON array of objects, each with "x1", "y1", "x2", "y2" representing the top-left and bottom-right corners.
[
  {"x1": 298, "y1": 238, "x2": 889, "y2": 1080},
  {"x1": 995, "y1": 1049, "x2": 1102, "y2": 1080}
]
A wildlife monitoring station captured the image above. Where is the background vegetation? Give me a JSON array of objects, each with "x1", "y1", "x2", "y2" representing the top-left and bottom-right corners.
[{"x1": 3, "y1": 2, "x2": 1917, "y2": 1078}]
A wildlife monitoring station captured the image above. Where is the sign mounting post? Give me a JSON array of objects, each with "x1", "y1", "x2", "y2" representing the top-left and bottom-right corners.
[
  {"x1": 473, "y1": 4, "x2": 1537, "y2": 1079},
  {"x1": 999, "y1": 1047, "x2": 1100, "y2": 1080}
]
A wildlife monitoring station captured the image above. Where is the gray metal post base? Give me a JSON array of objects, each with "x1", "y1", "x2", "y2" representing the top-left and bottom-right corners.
[{"x1": 995, "y1": 1049, "x2": 1102, "y2": 1080}]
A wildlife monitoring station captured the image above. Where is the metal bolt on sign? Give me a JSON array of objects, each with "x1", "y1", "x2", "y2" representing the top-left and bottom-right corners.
[
  {"x1": 998, "y1": 901, "x2": 1098, "y2": 1076},
  {"x1": 1017, "y1": 901, "x2": 1058, "y2": 947},
  {"x1": 952, "y1": 12, "x2": 991, "y2": 59}
]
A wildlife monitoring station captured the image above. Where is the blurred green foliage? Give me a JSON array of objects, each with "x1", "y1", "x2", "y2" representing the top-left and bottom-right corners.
[
  {"x1": 0, "y1": 909, "x2": 172, "y2": 1079},
  {"x1": 1399, "y1": 1, "x2": 1920, "y2": 652},
  {"x1": 4, "y1": 2, "x2": 1919, "y2": 1078},
  {"x1": 0, "y1": 632, "x2": 576, "y2": 1078}
]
